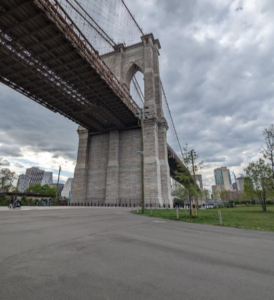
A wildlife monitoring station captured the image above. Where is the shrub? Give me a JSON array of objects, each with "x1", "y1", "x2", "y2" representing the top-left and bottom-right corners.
[
  {"x1": 21, "y1": 196, "x2": 28, "y2": 205},
  {"x1": 0, "y1": 196, "x2": 10, "y2": 206},
  {"x1": 266, "y1": 200, "x2": 274, "y2": 205}
]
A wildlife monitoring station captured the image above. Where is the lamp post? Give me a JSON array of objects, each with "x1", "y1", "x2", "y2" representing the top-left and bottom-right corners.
[{"x1": 136, "y1": 107, "x2": 149, "y2": 213}]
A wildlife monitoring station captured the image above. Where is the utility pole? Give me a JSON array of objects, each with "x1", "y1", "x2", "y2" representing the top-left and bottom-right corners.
[
  {"x1": 55, "y1": 166, "x2": 61, "y2": 204},
  {"x1": 190, "y1": 150, "x2": 196, "y2": 217}
]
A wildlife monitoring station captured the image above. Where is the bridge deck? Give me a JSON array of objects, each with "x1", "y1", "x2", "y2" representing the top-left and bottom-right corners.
[
  {"x1": 0, "y1": 0, "x2": 138, "y2": 133},
  {"x1": 0, "y1": 0, "x2": 188, "y2": 185}
]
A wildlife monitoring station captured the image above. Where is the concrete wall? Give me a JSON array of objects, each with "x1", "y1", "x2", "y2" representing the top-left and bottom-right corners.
[{"x1": 72, "y1": 128, "x2": 142, "y2": 205}]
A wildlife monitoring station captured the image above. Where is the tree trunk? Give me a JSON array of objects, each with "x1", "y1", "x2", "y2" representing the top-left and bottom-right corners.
[
  {"x1": 260, "y1": 193, "x2": 267, "y2": 212},
  {"x1": 262, "y1": 202, "x2": 267, "y2": 212}
]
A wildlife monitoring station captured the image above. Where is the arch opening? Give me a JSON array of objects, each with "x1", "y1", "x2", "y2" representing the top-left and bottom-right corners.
[{"x1": 127, "y1": 64, "x2": 144, "y2": 108}]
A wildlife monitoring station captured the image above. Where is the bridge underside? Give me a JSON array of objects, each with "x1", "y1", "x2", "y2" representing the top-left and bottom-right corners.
[
  {"x1": 0, "y1": 0, "x2": 138, "y2": 133},
  {"x1": 0, "y1": 1, "x2": 189, "y2": 206}
]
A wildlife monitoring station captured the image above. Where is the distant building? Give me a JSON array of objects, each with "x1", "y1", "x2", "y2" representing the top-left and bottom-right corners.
[
  {"x1": 23, "y1": 167, "x2": 45, "y2": 191},
  {"x1": 50, "y1": 183, "x2": 64, "y2": 194},
  {"x1": 227, "y1": 190, "x2": 243, "y2": 200},
  {"x1": 61, "y1": 178, "x2": 74, "y2": 198},
  {"x1": 195, "y1": 174, "x2": 203, "y2": 190},
  {"x1": 203, "y1": 188, "x2": 210, "y2": 200},
  {"x1": 232, "y1": 182, "x2": 237, "y2": 191},
  {"x1": 17, "y1": 174, "x2": 26, "y2": 192},
  {"x1": 214, "y1": 167, "x2": 232, "y2": 191},
  {"x1": 236, "y1": 176, "x2": 244, "y2": 191},
  {"x1": 41, "y1": 172, "x2": 53, "y2": 186}
]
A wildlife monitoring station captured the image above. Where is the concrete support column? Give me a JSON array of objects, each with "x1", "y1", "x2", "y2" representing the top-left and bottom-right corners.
[
  {"x1": 142, "y1": 35, "x2": 163, "y2": 206},
  {"x1": 105, "y1": 130, "x2": 119, "y2": 203},
  {"x1": 143, "y1": 36, "x2": 157, "y2": 118},
  {"x1": 71, "y1": 127, "x2": 90, "y2": 203},
  {"x1": 153, "y1": 43, "x2": 164, "y2": 118},
  {"x1": 143, "y1": 120, "x2": 163, "y2": 205},
  {"x1": 158, "y1": 123, "x2": 172, "y2": 206},
  {"x1": 114, "y1": 44, "x2": 124, "y2": 82}
]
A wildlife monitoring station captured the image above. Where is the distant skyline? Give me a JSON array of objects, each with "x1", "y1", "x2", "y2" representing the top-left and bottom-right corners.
[{"x1": 1, "y1": 0, "x2": 274, "y2": 191}]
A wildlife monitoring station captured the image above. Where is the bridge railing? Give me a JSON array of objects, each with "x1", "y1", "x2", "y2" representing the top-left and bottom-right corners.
[
  {"x1": 36, "y1": 0, "x2": 139, "y2": 114},
  {"x1": 68, "y1": 198, "x2": 173, "y2": 208}
]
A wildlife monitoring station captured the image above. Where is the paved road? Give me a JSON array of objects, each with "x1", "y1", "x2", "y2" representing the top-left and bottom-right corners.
[{"x1": 0, "y1": 207, "x2": 273, "y2": 300}]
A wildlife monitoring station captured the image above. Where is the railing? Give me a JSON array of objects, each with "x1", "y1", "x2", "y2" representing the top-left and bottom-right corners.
[
  {"x1": 67, "y1": 198, "x2": 172, "y2": 208},
  {"x1": 36, "y1": 0, "x2": 139, "y2": 114}
]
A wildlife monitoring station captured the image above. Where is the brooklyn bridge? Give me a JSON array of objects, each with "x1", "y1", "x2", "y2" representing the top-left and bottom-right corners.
[{"x1": 0, "y1": 0, "x2": 189, "y2": 206}]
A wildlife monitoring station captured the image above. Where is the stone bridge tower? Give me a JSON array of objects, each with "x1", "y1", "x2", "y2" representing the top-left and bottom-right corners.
[{"x1": 71, "y1": 34, "x2": 172, "y2": 206}]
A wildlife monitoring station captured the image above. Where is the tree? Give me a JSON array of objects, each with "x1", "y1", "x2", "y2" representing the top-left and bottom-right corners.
[
  {"x1": 175, "y1": 144, "x2": 204, "y2": 216},
  {"x1": 242, "y1": 177, "x2": 255, "y2": 204},
  {"x1": 26, "y1": 183, "x2": 56, "y2": 195},
  {"x1": 212, "y1": 187, "x2": 220, "y2": 200},
  {"x1": 261, "y1": 124, "x2": 274, "y2": 181},
  {"x1": 218, "y1": 184, "x2": 228, "y2": 202},
  {"x1": 0, "y1": 167, "x2": 18, "y2": 191},
  {"x1": 26, "y1": 183, "x2": 59, "y2": 205},
  {"x1": 244, "y1": 159, "x2": 274, "y2": 212}
]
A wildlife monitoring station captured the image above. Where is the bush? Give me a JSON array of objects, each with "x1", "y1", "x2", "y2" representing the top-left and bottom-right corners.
[
  {"x1": 0, "y1": 196, "x2": 8, "y2": 206},
  {"x1": 233, "y1": 200, "x2": 241, "y2": 205},
  {"x1": 21, "y1": 196, "x2": 28, "y2": 206},
  {"x1": 266, "y1": 200, "x2": 274, "y2": 205}
]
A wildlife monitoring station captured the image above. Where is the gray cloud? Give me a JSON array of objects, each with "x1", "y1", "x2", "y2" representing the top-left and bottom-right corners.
[
  {"x1": 14, "y1": 162, "x2": 24, "y2": 168},
  {"x1": 1, "y1": 0, "x2": 274, "y2": 191},
  {"x1": 0, "y1": 85, "x2": 78, "y2": 161},
  {"x1": 0, "y1": 159, "x2": 10, "y2": 166}
]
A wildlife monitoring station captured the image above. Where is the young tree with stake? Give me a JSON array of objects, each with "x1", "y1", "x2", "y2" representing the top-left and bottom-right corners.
[
  {"x1": 244, "y1": 158, "x2": 274, "y2": 212},
  {"x1": 175, "y1": 144, "x2": 204, "y2": 217}
]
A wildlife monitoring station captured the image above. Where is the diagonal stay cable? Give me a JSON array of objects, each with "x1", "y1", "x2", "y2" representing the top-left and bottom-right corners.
[
  {"x1": 161, "y1": 80, "x2": 184, "y2": 159},
  {"x1": 120, "y1": 0, "x2": 145, "y2": 36},
  {"x1": 132, "y1": 76, "x2": 144, "y2": 104},
  {"x1": 63, "y1": 0, "x2": 116, "y2": 48}
]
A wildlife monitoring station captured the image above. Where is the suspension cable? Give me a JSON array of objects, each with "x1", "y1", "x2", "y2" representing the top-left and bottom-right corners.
[
  {"x1": 63, "y1": 0, "x2": 116, "y2": 47},
  {"x1": 161, "y1": 80, "x2": 184, "y2": 158},
  {"x1": 120, "y1": 0, "x2": 145, "y2": 36}
]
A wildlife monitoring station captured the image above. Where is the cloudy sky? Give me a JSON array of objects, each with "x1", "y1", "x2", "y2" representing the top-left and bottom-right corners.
[{"x1": 1, "y1": 0, "x2": 274, "y2": 190}]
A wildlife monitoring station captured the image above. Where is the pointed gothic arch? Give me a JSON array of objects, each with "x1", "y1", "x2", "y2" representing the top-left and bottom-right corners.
[{"x1": 125, "y1": 62, "x2": 144, "y2": 90}]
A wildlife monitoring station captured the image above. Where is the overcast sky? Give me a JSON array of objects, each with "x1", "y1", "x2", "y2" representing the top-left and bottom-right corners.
[{"x1": 1, "y1": 0, "x2": 274, "y2": 190}]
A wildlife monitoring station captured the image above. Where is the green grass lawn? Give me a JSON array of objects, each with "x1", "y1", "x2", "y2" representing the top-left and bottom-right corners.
[{"x1": 132, "y1": 206, "x2": 274, "y2": 232}]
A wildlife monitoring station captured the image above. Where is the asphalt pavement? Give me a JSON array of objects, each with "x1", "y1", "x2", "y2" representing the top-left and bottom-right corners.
[{"x1": 0, "y1": 206, "x2": 273, "y2": 300}]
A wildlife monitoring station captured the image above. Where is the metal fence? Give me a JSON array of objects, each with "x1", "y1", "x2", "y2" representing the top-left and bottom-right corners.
[{"x1": 64, "y1": 198, "x2": 172, "y2": 208}]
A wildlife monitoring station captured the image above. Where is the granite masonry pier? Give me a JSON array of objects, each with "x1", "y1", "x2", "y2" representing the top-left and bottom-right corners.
[{"x1": 71, "y1": 34, "x2": 172, "y2": 207}]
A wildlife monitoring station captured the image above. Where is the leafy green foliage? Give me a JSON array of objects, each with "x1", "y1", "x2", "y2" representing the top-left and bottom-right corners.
[
  {"x1": 0, "y1": 195, "x2": 8, "y2": 206},
  {"x1": 261, "y1": 124, "x2": 274, "y2": 181},
  {"x1": 0, "y1": 166, "x2": 18, "y2": 191},
  {"x1": 26, "y1": 183, "x2": 56, "y2": 195},
  {"x1": 244, "y1": 158, "x2": 274, "y2": 211}
]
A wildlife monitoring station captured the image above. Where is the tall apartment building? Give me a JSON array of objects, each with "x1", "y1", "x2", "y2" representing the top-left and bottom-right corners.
[
  {"x1": 236, "y1": 176, "x2": 244, "y2": 191},
  {"x1": 214, "y1": 167, "x2": 232, "y2": 191},
  {"x1": 17, "y1": 174, "x2": 26, "y2": 192},
  {"x1": 23, "y1": 167, "x2": 45, "y2": 191},
  {"x1": 61, "y1": 178, "x2": 74, "y2": 198},
  {"x1": 41, "y1": 172, "x2": 53, "y2": 186},
  {"x1": 195, "y1": 174, "x2": 203, "y2": 190}
]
